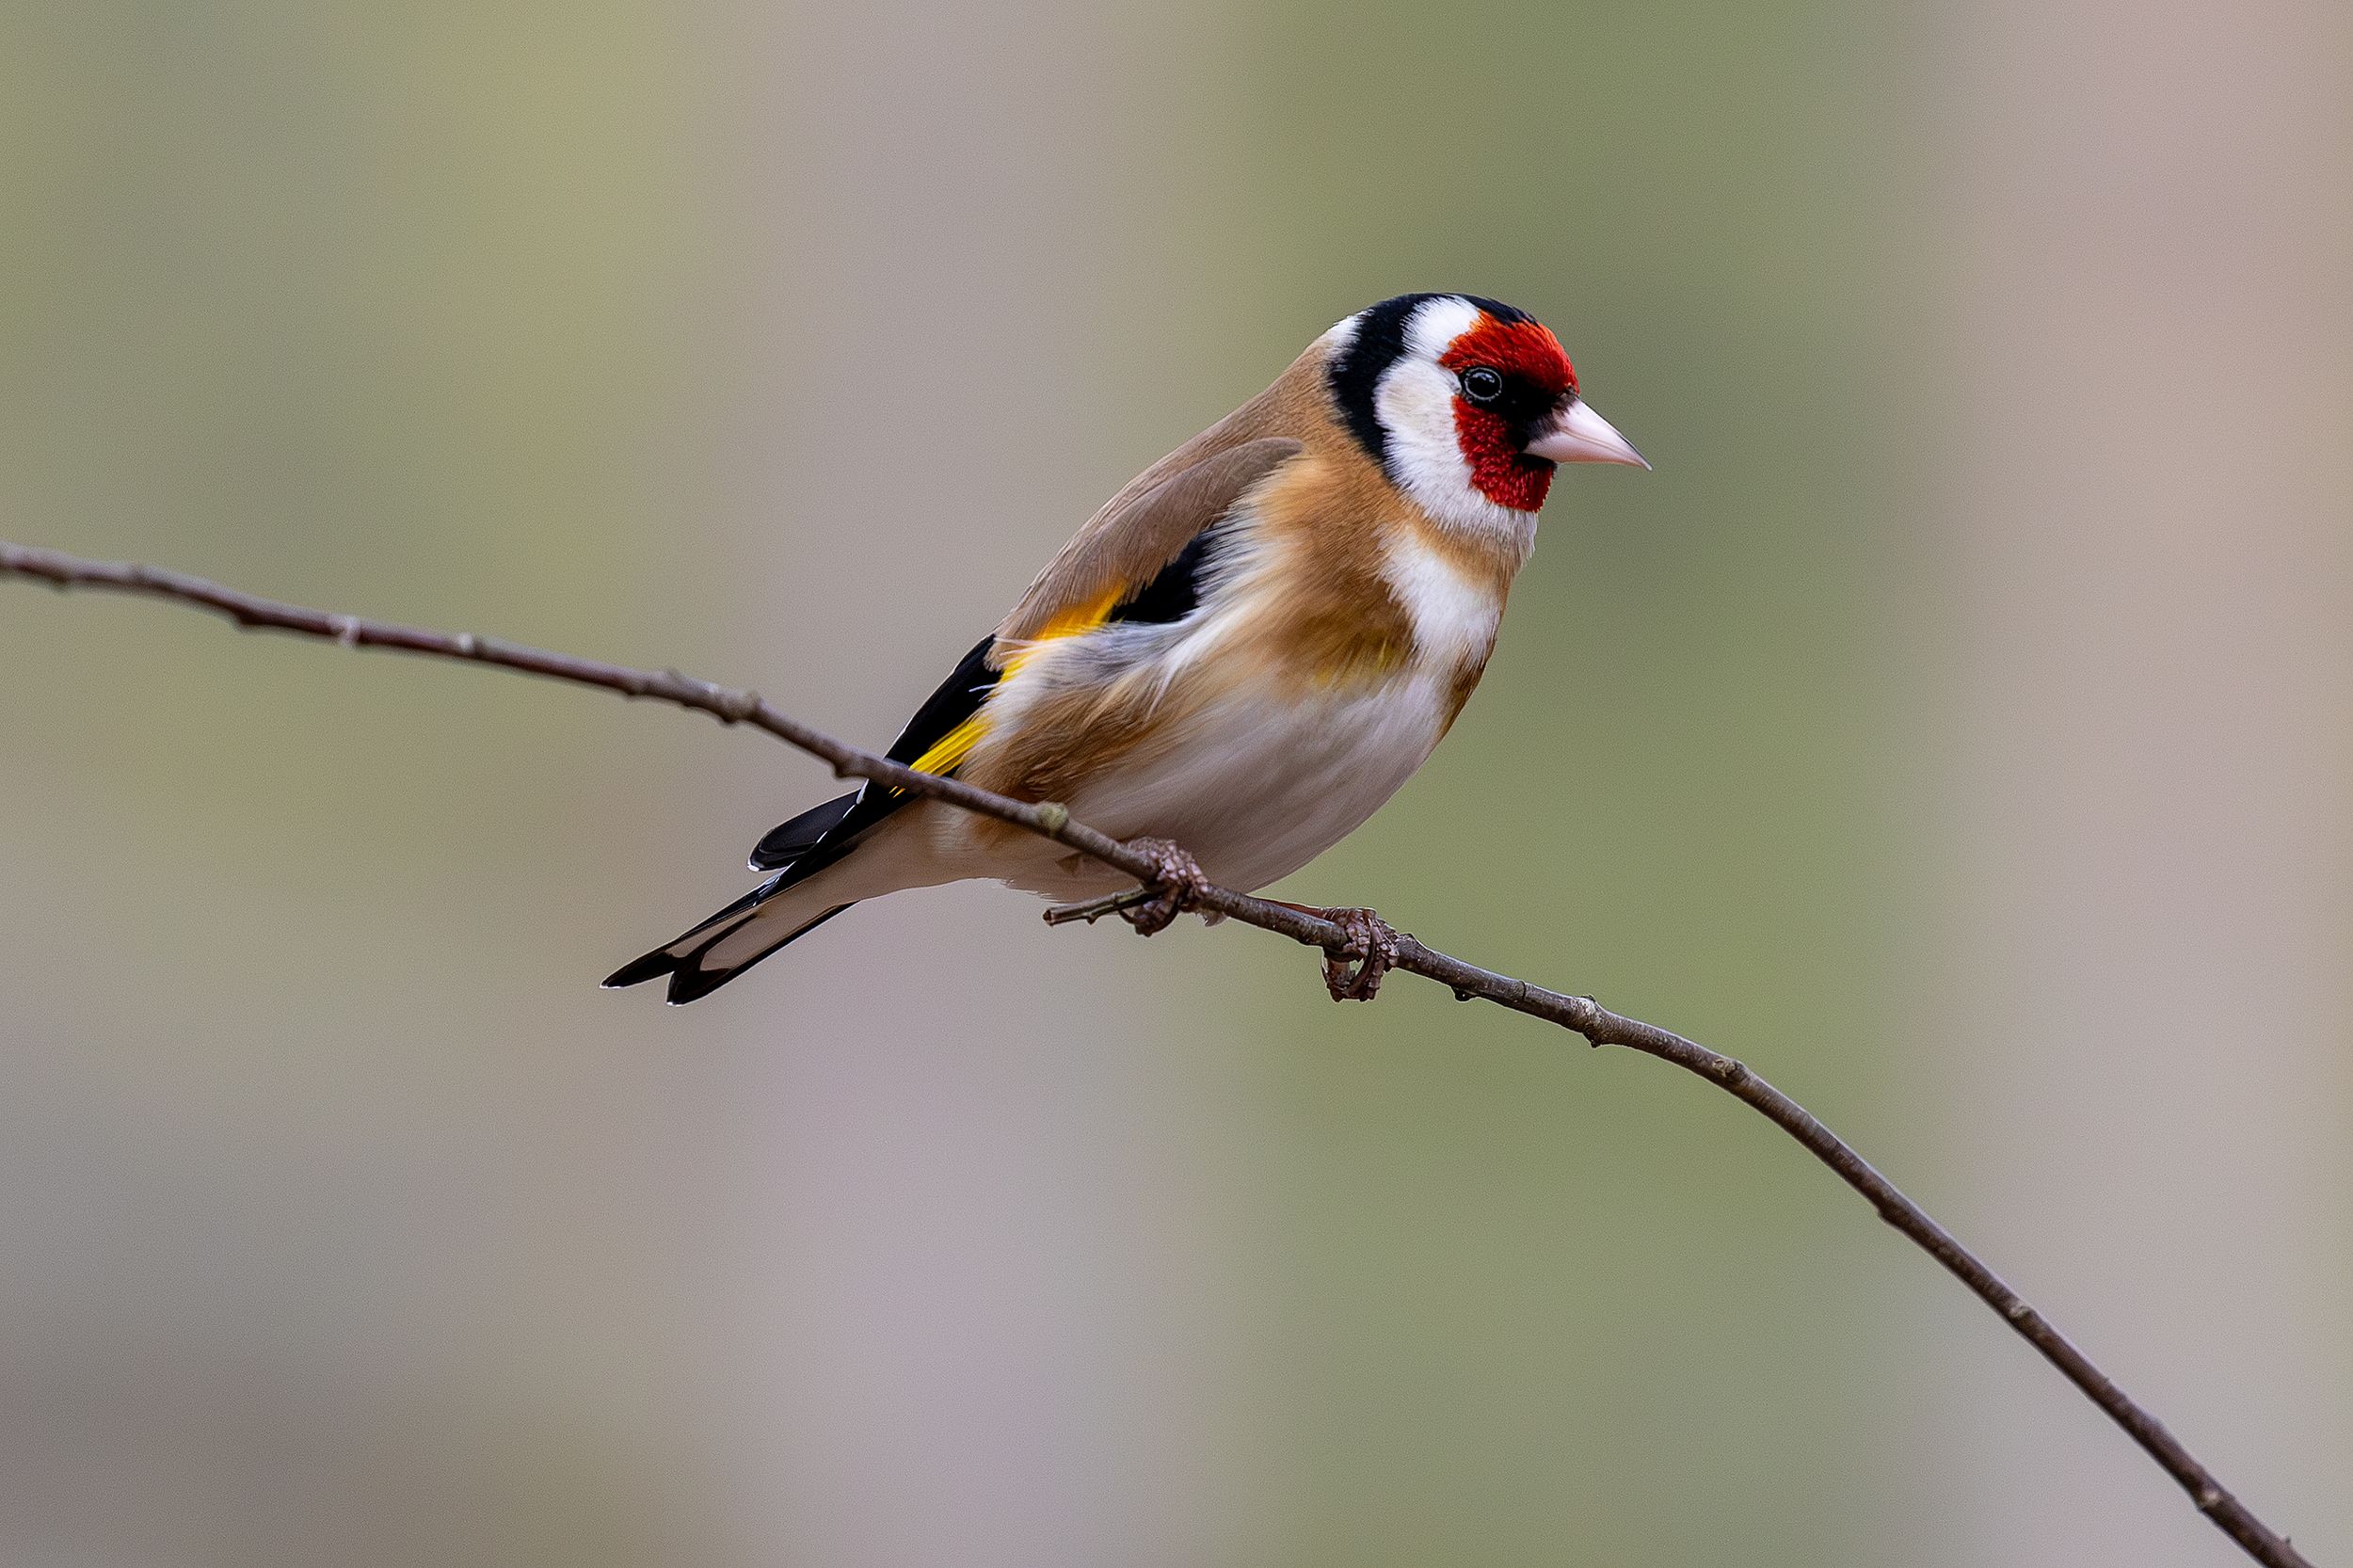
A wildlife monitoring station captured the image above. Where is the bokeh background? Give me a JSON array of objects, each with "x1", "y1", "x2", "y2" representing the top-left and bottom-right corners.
[{"x1": 2, "y1": 3, "x2": 2347, "y2": 1564}]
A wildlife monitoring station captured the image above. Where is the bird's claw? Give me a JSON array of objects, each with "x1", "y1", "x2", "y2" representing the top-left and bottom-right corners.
[
  {"x1": 1117, "y1": 838, "x2": 1209, "y2": 936},
  {"x1": 1319, "y1": 906, "x2": 1400, "y2": 1002}
]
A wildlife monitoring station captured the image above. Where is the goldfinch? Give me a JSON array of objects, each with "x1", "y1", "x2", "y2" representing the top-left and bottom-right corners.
[{"x1": 606, "y1": 293, "x2": 1645, "y2": 1004}]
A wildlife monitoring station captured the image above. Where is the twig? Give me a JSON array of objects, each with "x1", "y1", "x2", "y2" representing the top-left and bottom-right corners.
[
  {"x1": 1041, "y1": 888, "x2": 1160, "y2": 925},
  {"x1": 0, "y1": 538, "x2": 2314, "y2": 1568}
]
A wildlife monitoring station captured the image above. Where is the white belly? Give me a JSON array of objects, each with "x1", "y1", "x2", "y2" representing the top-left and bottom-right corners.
[{"x1": 1020, "y1": 670, "x2": 1456, "y2": 896}]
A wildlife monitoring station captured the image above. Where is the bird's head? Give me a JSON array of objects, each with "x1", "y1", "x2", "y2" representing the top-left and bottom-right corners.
[{"x1": 1322, "y1": 293, "x2": 1645, "y2": 535}]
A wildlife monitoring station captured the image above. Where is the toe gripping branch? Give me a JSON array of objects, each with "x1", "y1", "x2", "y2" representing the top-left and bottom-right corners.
[
  {"x1": 1316, "y1": 906, "x2": 1401, "y2": 1002},
  {"x1": 1114, "y1": 838, "x2": 1210, "y2": 936},
  {"x1": 1039, "y1": 841, "x2": 1397, "y2": 1003},
  {"x1": 1039, "y1": 838, "x2": 1212, "y2": 934}
]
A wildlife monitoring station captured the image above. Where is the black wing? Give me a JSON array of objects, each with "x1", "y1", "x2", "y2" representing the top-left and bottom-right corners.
[
  {"x1": 1104, "y1": 522, "x2": 1227, "y2": 628},
  {"x1": 744, "y1": 634, "x2": 1002, "y2": 872},
  {"x1": 742, "y1": 535, "x2": 1237, "y2": 875},
  {"x1": 877, "y1": 633, "x2": 1005, "y2": 771}
]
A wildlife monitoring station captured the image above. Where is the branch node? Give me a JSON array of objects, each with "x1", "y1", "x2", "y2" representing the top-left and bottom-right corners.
[
  {"x1": 453, "y1": 632, "x2": 479, "y2": 658},
  {"x1": 1569, "y1": 995, "x2": 1605, "y2": 1041},
  {"x1": 714, "y1": 687, "x2": 762, "y2": 724},
  {"x1": 1032, "y1": 801, "x2": 1069, "y2": 833},
  {"x1": 330, "y1": 614, "x2": 361, "y2": 648}
]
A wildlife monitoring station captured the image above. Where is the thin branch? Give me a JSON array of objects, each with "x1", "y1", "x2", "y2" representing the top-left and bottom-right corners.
[
  {"x1": 0, "y1": 538, "x2": 2314, "y2": 1568},
  {"x1": 1042, "y1": 888, "x2": 1160, "y2": 925}
]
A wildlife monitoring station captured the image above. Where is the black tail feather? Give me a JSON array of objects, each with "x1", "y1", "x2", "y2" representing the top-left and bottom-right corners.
[
  {"x1": 605, "y1": 818, "x2": 872, "y2": 1001},
  {"x1": 601, "y1": 946, "x2": 684, "y2": 991},
  {"x1": 616, "y1": 764, "x2": 886, "y2": 1002},
  {"x1": 602, "y1": 876, "x2": 857, "y2": 1003},
  {"x1": 749, "y1": 791, "x2": 860, "y2": 872},
  {"x1": 600, "y1": 877, "x2": 775, "y2": 991},
  {"x1": 650, "y1": 902, "x2": 855, "y2": 1003}
]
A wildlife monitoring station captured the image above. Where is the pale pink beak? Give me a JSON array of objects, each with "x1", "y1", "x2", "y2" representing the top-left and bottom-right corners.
[{"x1": 1526, "y1": 397, "x2": 1649, "y2": 469}]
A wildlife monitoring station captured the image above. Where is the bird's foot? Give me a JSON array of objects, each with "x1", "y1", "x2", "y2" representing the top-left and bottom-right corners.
[
  {"x1": 1117, "y1": 838, "x2": 1210, "y2": 936},
  {"x1": 1316, "y1": 906, "x2": 1401, "y2": 1002}
]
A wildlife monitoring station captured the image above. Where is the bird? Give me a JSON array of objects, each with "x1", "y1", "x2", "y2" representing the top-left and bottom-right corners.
[{"x1": 604, "y1": 292, "x2": 1646, "y2": 1005}]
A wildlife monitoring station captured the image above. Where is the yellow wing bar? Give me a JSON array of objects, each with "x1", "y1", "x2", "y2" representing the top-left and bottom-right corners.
[{"x1": 903, "y1": 586, "x2": 1123, "y2": 779}]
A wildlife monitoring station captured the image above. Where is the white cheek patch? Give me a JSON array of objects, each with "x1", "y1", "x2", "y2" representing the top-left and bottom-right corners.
[
  {"x1": 1373, "y1": 354, "x2": 1468, "y2": 509},
  {"x1": 1380, "y1": 529, "x2": 1502, "y2": 666}
]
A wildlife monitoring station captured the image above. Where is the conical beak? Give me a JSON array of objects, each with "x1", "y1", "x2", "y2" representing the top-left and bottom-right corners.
[{"x1": 1526, "y1": 397, "x2": 1649, "y2": 469}]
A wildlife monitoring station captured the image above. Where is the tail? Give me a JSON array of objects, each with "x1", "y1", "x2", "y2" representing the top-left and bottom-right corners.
[
  {"x1": 602, "y1": 863, "x2": 857, "y2": 1005},
  {"x1": 608, "y1": 793, "x2": 963, "y2": 1004}
]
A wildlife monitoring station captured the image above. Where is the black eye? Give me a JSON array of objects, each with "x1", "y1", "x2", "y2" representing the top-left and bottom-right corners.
[{"x1": 1460, "y1": 366, "x2": 1504, "y2": 404}]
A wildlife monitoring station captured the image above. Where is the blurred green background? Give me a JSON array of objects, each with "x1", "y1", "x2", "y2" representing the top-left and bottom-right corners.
[{"x1": 1, "y1": 3, "x2": 2346, "y2": 1565}]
